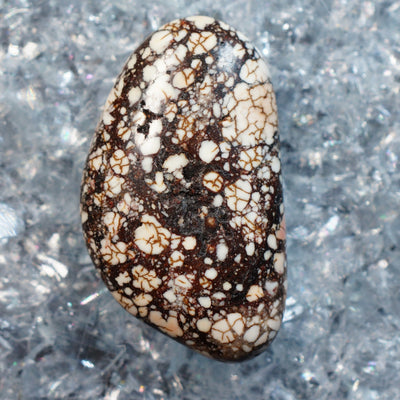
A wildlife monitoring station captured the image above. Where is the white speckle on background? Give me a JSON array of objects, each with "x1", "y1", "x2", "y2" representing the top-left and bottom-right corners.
[{"x1": 0, "y1": 204, "x2": 24, "y2": 240}]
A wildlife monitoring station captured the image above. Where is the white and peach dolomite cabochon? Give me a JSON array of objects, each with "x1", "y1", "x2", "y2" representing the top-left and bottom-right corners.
[{"x1": 80, "y1": 16, "x2": 286, "y2": 362}]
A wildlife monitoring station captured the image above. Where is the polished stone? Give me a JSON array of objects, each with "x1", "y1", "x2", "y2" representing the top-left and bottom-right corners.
[{"x1": 80, "y1": 16, "x2": 286, "y2": 361}]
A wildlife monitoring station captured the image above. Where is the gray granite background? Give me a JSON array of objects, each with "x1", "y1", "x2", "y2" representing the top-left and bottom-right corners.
[{"x1": 1, "y1": 0, "x2": 399, "y2": 399}]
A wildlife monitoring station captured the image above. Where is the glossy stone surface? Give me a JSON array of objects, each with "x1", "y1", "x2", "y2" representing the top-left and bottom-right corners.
[{"x1": 80, "y1": 16, "x2": 286, "y2": 361}]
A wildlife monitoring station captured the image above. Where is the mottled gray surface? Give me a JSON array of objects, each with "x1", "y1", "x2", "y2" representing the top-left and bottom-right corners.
[{"x1": 1, "y1": 1, "x2": 399, "y2": 399}]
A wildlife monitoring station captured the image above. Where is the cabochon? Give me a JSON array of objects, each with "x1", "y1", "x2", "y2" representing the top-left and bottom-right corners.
[{"x1": 81, "y1": 16, "x2": 286, "y2": 361}]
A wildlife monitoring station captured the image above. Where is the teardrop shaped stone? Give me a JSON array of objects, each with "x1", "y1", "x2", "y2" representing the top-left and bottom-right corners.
[{"x1": 80, "y1": 16, "x2": 286, "y2": 361}]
